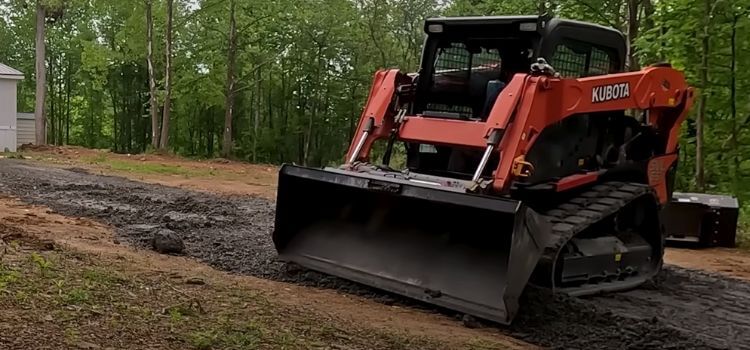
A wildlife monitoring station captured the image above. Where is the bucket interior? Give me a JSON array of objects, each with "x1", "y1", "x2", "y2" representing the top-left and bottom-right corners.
[{"x1": 662, "y1": 202, "x2": 707, "y2": 244}]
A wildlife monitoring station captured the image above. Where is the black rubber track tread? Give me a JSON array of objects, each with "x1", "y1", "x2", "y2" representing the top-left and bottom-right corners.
[{"x1": 537, "y1": 181, "x2": 658, "y2": 290}]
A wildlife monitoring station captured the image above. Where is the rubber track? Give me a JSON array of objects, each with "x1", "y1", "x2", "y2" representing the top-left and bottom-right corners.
[{"x1": 536, "y1": 181, "x2": 659, "y2": 290}]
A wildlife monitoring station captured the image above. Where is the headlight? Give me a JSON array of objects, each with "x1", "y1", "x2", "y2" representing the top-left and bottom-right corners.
[{"x1": 427, "y1": 24, "x2": 444, "y2": 33}]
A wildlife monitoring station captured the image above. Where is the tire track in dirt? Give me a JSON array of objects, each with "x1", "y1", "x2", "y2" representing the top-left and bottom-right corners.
[{"x1": 0, "y1": 159, "x2": 745, "y2": 349}]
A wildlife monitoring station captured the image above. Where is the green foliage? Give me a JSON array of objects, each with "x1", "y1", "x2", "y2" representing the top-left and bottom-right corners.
[
  {"x1": 187, "y1": 322, "x2": 263, "y2": 350},
  {"x1": 0, "y1": 264, "x2": 22, "y2": 291},
  {"x1": 188, "y1": 330, "x2": 218, "y2": 350},
  {"x1": 63, "y1": 287, "x2": 90, "y2": 305},
  {"x1": 30, "y1": 252, "x2": 53, "y2": 276},
  {"x1": 83, "y1": 154, "x2": 213, "y2": 176},
  {"x1": 739, "y1": 206, "x2": 750, "y2": 249}
]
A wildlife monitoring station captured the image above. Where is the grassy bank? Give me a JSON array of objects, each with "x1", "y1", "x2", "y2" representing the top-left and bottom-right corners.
[{"x1": 0, "y1": 237, "x2": 459, "y2": 350}]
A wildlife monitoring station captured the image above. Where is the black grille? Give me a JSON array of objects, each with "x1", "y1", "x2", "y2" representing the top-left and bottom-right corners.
[
  {"x1": 433, "y1": 43, "x2": 502, "y2": 73},
  {"x1": 589, "y1": 47, "x2": 612, "y2": 75},
  {"x1": 552, "y1": 44, "x2": 587, "y2": 78},
  {"x1": 435, "y1": 43, "x2": 471, "y2": 74},
  {"x1": 473, "y1": 49, "x2": 502, "y2": 69},
  {"x1": 426, "y1": 43, "x2": 502, "y2": 118},
  {"x1": 551, "y1": 40, "x2": 615, "y2": 78},
  {"x1": 425, "y1": 103, "x2": 473, "y2": 115}
]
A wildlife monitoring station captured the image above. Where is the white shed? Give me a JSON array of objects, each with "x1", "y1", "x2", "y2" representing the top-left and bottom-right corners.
[{"x1": 0, "y1": 63, "x2": 24, "y2": 152}]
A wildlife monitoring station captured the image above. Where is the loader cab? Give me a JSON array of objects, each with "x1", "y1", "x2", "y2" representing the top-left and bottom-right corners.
[
  {"x1": 412, "y1": 15, "x2": 628, "y2": 121},
  {"x1": 406, "y1": 15, "x2": 628, "y2": 180}
]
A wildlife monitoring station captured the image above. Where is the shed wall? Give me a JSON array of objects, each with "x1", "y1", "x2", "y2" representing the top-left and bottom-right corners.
[
  {"x1": 17, "y1": 114, "x2": 35, "y2": 146},
  {"x1": 0, "y1": 79, "x2": 18, "y2": 152}
]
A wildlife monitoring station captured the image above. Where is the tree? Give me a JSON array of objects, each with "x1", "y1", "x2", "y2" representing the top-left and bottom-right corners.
[
  {"x1": 695, "y1": 0, "x2": 714, "y2": 191},
  {"x1": 146, "y1": 0, "x2": 160, "y2": 149},
  {"x1": 627, "y1": 0, "x2": 640, "y2": 70},
  {"x1": 34, "y1": 1, "x2": 47, "y2": 145},
  {"x1": 159, "y1": 0, "x2": 174, "y2": 150},
  {"x1": 221, "y1": 0, "x2": 237, "y2": 158}
]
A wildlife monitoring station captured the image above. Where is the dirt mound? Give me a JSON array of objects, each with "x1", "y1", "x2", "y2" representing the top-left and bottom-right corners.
[{"x1": 0, "y1": 159, "x2": 746, "y2": 349}]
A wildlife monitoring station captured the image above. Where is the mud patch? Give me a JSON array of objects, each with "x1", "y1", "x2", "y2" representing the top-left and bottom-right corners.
[{"x1": 0, "y1": 159, "x2": 745, "y2": 349}]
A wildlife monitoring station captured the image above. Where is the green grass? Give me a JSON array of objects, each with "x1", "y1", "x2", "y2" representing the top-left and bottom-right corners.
[
  {"x1": 29, "y1": 252, "x2": 53, "y2": 276},
  {"x1": 0, "y1": 238, "x2": 469, "y2": 350},
  {"x1": 107, "y1": 160, "x2": 200, "y2": 176},
  {"x1": 0, "y1": 264, "x2": 21, "y2": 291},
  {"x1": 187, "y1": 330, "x2": 217, "y2": 350},
  {"x1": 86, "y1": 153, "x2": 109, "y2": 164},
  {"x1": 187, "y1": 322, "x2": 263, "y2": 350},
  {"x1": 82, "y1": 154, "x2": 214, "y2": 177},
  {"x1": 1, "y1": 151, "x2": 25, "y2": 159},
  {"x1": 82, "y1": 268, "x2": 127, "y2": 286},
  {"x1": 63, "y1": 288, "x2": 90, "y2": 305}
]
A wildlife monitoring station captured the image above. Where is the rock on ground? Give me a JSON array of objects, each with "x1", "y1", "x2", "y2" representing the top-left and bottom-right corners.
[{"x1": 151, "y1": 229, "x2": 185, "y2": 254}]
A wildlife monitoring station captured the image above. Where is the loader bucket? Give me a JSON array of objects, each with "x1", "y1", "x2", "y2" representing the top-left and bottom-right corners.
[
  {"x1": 272, "y1": 164, "x2": 551, "y2": 325},
  {"x1": 663, "y1": 192, "x2": 739, "y2": 248}
]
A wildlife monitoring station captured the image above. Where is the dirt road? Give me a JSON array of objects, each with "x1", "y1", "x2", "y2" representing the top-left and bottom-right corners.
[
  {"x1": 2, "y1": 158, "x2": 749, "y2": 349},
  {"x1": 666, "y1": 248, "x2": 750, "y2": 281}
]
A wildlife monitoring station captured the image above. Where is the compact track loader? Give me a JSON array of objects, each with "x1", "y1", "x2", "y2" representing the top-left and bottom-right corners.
[{"x1": 272, "y1": 15, "x2": 695, "y2": 325}]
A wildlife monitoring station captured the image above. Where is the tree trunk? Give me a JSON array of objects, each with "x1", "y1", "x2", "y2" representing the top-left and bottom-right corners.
[
  {"x1": 49, "y1": 51, "x2": 55, "y2": 145},
  {"x1": 643, "y1": 0, "x2": 655, "y2": 33},
  {"x1": 57, "y1": 54, "x2": 65, "y2": 145},
  {"x1": 267, "y1": 67, "x2": 273, "y2": 130},
  {"x1": 146, "y1": 0, "x2": 160, "y2": 149},
  {"x1": 221, "y1": 0, "x2": 237, "y2": 158},
  {"x1": 207, "y1": 108, "x2": 215, "y2": 156},
  {"x1": 695, "y1": 0, "x2": 710, "y2": 191},
  {"x1": 34, "y1": 2, "x2": 47, "y2": 145},
  {"x1": 280, "y1": 65, "x2": 288, "y2": 163},
  {"x1": 627, "y1": 0, "x2": 639, "y2": 70},
  {"x1": 110, "y1": 78, "x2": 119, "y2": 152},
  {"x1": 538, "y1": 1, "x2": 546, "y2": 15},
  {"x1": 88, "y1": 87, "x2": 95, "y2": 146},
  {"x1": 253, "y1": 65, "x2": 260, "y2": 163},
  {"x1": 304, "y1": 100, "x2": 314, "y2": 166},
  {"x1": 65, "y1": 58, "x2": 71, "y2": 145},
  {"x1": 730, "y1": 15, "x2": 739, "y2": 184},
  {"x1": 159, "y1": 0, "x2": 174, "y2": 150},
  {"x1": 124, "y1": 69, "x2": 132, "y2": 151}
]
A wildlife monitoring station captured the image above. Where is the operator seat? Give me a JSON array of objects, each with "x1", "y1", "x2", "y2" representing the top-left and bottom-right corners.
[{"x1": 480, "y1": 53, "x2": 531, "y2": 119}]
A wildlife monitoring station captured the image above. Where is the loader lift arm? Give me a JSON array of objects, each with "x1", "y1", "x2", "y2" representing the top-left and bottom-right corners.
[{"x1": 346, "y1": 65, "x2": 693, "y2": 203}]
